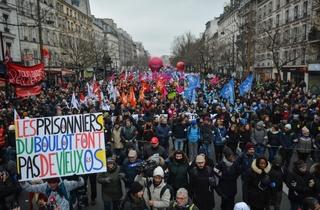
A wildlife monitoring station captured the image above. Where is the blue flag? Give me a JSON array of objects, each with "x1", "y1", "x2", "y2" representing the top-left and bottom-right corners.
[
  {"x1": 239, "y1": 73, "x2": 253, "y2": 96},
  {"x1": 184, "y1": 74, "x2": 200, "y2": 103},
  {"x1": 220, "y1": 79, "x2": 235, "y2": 104}
]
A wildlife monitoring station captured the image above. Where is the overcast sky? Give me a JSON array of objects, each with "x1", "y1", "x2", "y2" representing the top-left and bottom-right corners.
[{"x1": 89, "y1": 0, "x2": 226, "y2": 56}]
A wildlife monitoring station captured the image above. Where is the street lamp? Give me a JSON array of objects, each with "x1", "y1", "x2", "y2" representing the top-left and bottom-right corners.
[{"x1": 220, "y1": 30, "x2": 235, "y2": 75}]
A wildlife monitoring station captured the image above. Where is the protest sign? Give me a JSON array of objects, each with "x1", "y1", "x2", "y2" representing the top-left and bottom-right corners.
[
  {"x1": 15, "y1": 113, "x2": 107, "y2": 181},
  {"x1": 184, "y1": 112, "x2": 199, "y2": 121}
]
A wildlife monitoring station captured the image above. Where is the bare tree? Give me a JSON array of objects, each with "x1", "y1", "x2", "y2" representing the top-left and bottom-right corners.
[
  {"x1": 60, "y1": 33, "x2": 96, "y2": 78},
  {"x1": 258, "y1": 25, "x2": 301, "y2": 80}
]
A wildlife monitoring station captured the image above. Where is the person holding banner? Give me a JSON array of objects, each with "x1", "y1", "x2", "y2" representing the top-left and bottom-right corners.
[{"x1": 21, "y1": 176, "x2": 84, "y2": 210}]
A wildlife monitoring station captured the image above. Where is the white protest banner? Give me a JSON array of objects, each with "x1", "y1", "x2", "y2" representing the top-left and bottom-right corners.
[
  {"x1": 184, "y1": 112, "x2": 199, "y2": 121},
  {"x1": 15, "y1": 113, "x2": 107, "y2": 181}
]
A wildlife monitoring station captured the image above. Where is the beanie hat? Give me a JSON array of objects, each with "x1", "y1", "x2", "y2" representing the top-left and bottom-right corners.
[
  {"x1": 284, "y1": 124, "x2": 292, "y2": 130},
  {"x1": 245, "y1": 142, "x2": 254, "y2": 151},
  {"x1": 234, "y1": 202, "x2": 250, "y2": 210},
  {"x1": 153, "y1": 166, "x2": 164, "y2": 177},
  {"x1": 256, "y1": 121, "x2": 264, "y2": 127},
  {"x1": 130, "y1": 182, "x2": 143, "y2": 194},
  {"x1": 195, "y1": 154, "x2": 206, "y2": 163}
]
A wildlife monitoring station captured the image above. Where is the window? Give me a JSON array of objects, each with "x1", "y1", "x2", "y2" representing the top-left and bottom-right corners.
[
  {"x1": 303, "y1": 24, "x2": 307, "y2": 40},
  {"x1": 276, "y1": 0, "x2": 280, "y2": 9},
  {"x1": 269, "y1": 2, "x2": 273, "y2": 13},
  {"x1": 292, "y1": 49, "x2": 297, "y2": 65},
  {"x1": 294, "y1": 5, "x2": 299, "y2": 20},
  {"x1": 285, "y1": 10, "x2": 289, "y2": 23},
  {"x1": 303, "y1": 1, "x2": 308, "y2": 17},
  {"x1": 276, "y1": 14, "x2": 280, "y2": 26},
  {"x1": 301, "y1": 48, "x2": 306, "y2": 64}
]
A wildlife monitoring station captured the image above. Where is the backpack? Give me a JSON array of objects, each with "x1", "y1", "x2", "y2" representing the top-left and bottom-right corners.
[{"x1": 146, "y1": 181, "x2": 174, "y2": 201}]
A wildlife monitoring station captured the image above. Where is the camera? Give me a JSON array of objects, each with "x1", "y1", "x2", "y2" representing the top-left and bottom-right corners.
[{"x1": 129, "y1": 159, "x2": 158, "y2": 177}]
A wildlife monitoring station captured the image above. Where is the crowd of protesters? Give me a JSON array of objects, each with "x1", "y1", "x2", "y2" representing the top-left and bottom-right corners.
[{"x1": 0, "y1": 71, "x2": 319, "y2": 210}]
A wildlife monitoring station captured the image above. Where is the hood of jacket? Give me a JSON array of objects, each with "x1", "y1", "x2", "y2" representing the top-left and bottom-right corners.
[{"x1": 251, "y1": 159, "x2": 271, "y2": 174}]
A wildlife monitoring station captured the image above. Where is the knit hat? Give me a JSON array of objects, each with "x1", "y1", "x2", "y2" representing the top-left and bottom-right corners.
[
  {"x1": 195, "y1": 154, "x2": 206, "y2": 163},
  {"x1": 153, "y1": 166, "x2": 164, "y2": 177},
  {"x1": 284, "y1": 124, "x2": 292, "y2": 130},
  {"x1": 234, "y1": 202, "x2": 250, "y2": 210},
  {"x1": 151, "y1": 137, "x2": 159, "y2": 144},
  {"x1": 130, "y1": 182, "x2": 143, "y2": 194},
  {"x1": 245, "y1": 142, "x2": 255, "y2": 151},
  {"x1": 8, "y1": 125, "x2": 15, "y2": 131},
  {"x1": 256, "y1": 121, "x2": 264, "y2": 127}
]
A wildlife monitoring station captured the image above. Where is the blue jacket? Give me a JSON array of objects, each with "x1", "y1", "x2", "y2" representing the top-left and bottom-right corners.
[
  {"x1": 214, "y1": 127, "x2": 227, "y2": 145},
  {"x1": 187, "y1": 125, "x2": 201, "y2": 143}
]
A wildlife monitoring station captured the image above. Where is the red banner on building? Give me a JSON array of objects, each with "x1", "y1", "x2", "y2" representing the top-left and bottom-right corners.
[
  {"x1": 15, "y1": 85, "x2": 42, "y2": 97},
  {"x1": 7, "y1": 63, "x2": 45, "y2": 87}
]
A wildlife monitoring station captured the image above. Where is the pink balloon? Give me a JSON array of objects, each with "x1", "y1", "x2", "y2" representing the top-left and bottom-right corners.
[
  {"x1": 148, "y1": 57, "x2": 163, "y2": 72},
  {"x1": 176, "y1": 61, "x2": 185, "y2": 72}
]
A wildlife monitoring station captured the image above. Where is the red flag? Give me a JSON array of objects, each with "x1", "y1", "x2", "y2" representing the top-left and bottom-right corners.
[
  {"x1": 128, "y1": 87, "x2": 136, "y2": 107},
  {"x1": 15, "y1": 85, "x2": 42, "y2": 97}
]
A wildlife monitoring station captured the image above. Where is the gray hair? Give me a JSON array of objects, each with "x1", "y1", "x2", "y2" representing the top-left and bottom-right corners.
[{"x1": 176, "y1": 188, "x2": 188, "y2": 198}]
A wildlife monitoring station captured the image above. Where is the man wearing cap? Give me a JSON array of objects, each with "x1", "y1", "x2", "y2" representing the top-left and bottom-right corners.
[
  {"x1": 136, "y1": 166, "x2": 171, "y2": 210},
  {"x1": 280, "y1": 124, "x2": 295, "y2": 167},
  {"x1": 251, "y1": 121, "x2": 268, "y2": 157},
  {"x1": 144, "y1": 137, "x2": 168, "y2": 161},
  {"x1": 121, "y1": 149, "x2": 142, "y2": 189},
  {"x1": 189, "y1": 154, "x2": 216, "y2": 210},
  {"x1": 235, "y1": 142, "x2": 256, "y2": 203},
  {"x1": 98, "y1": 158, "x2": 126, "y2": 210},
  {"x1": 286, "y1": 160, "x2": 315, "y2": 210},
  {"x1": 122, "y1": 182, "x2": 148, "y2": 210},
  {"x1": 155, "y1": 118, "x2": 171, "y2": 151},
  {"x1": 296, "y1": 127, "x2": 313, "y2": 162}
]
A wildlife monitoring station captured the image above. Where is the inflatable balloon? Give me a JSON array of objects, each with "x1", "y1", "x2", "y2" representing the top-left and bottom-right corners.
[
  {"x1": 176, "y1": 61, "x2": 185, "y2": 72},
  {"x1": 148, "y1": 57, "x2": 163, "y2": 72}
]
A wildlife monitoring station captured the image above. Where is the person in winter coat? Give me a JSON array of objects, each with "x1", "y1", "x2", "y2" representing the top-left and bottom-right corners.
[
  {"x1": 269, "y1": 156, "x2": 287, "y2": 210},
  {"x1": 189, "y1": 154, "x2": 216, "y2": 210},
  {"x1": 251, "y1": 121, "x2": 268, "y2": 157},
  {"x1": 98, "y1": 158, "x2": 126, "y2": 210},
  {"x1": 135, "y1": 166, "x2": 171, "y2": 210},
  {"x1": 155, "y1": 119, "x2": 171, "y2": 150},
  {"x1": 310, "y1": 163, "x2": 320, "y2": 201},
  {"x1": 168, "y1": 188, "x2": 199, "y2": 210},
  {"x1": 112, "y1": 122, "x2": 124, "y2": 157},
  {"x1": 200, "y1": 117, "x2": 215, "y2": 160},
  {"x1": 214, "y1": 147, "x2": 240, "y2": 210},
  {"x1": 187, "y1": 120, "x2": 201, "y2": 161},
  {"x1": 121, "y1": 119, "x2": 138, "y2": 149},
  {"x1": 144, "y1": 137, "x2": 168, "y2": 160},
  {"x1": 296, "y1": 127, "x2": 313, "y2": 162},
  {"x1": 167, "y1": 151, "x2": 189, "y2": 193},
  {"x1": 267, "y1": 124, "x2": 282, "y2": 162},
  {"x1": 247, "y1": 156, "x2": 272, "y2": 210},
  {"x1": 121, "y1": 149, "x2": 142, "y2": 188},
  {"x1": 22, "y1": 177, "x2": 84, "y2": 210},
  {"x1": 235, "y1": 142, "x2": 256, "y2": 203},
  {"x1": 213, "y1": 119, "x2": 227, "y2": 162},
  {"x1": 172, "y1": 117, "x2": 188, "y2": 151},
  {"x1": 286, "y1": 160, "x2": 316, "y2": 210},
  {"x1": 122, "y1": 182, "x2": 149, "y2": 210},
  {"x1": 280, "y1": 124, "x2": 295, "y2": 167},
  {"x1": 226, "y1": 124, "x2": 240, "y2": 154}
]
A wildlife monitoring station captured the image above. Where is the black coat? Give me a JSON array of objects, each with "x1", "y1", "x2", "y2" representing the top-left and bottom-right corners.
[
  {"x1": 269, "y1": 165, "x2": 286, "y2": 192},
  {"x1": 214, "y1": 158, "x2": 240, "y2": 198},
  {"x1": 167, "y1": 160, "x2": 189, "y2": 190},
  {"x1": 286, "y1": 168, "x2": 315, "y2": 202},
  {"x1": 247, "y1": 160, "x2": 272, "y2": 209},
  {"x1": 122, "y1": 193, "x2": 149, "y2": 210},
  {"x1": 189, "y1": 166, "x2": 215, "y2": 210}
]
